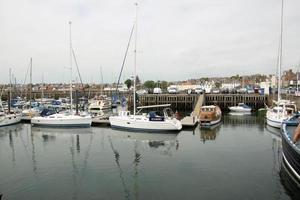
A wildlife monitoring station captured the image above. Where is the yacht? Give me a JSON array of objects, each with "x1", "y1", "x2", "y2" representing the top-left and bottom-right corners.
[
  {"x1": 0, "y1": 111, "x2": 21, "y2": 127},
  {"x1": 88, "y1": 98, "x2": 111, "y2": 116},
  {"x1": 109, "y1": 4, "x2": 182, "y2": 132},
  {"x1": 109, "y1": 104, "x2": 182, "y2": 132},
  {"x1": 229, "y1": 103, "x2": 252, "y2": 112},
  {"x1": 266, "y1": 100, "x2": 297, "y2": 128},
  {"x1": 266, "y1": 0, "x2": 296, "y2": 129},
  {"x1": 199, "y1": 105, "x2": 222, "y2": 126},
  {"x1": 31, "y1": 21, "x2": 92, "y2": 128},
  {"x1": 31, "y1": 112, "x2": 92, "y2": 127}
]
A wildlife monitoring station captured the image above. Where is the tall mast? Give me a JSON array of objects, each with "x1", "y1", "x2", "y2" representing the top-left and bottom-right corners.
[
  {"x1": 100, "y1": 66, "x2": 104, "y2": 96},
  {"x1": 29, "y1": 57, "x2": 32, "y2": 103},
  {"x1": 41, "y1": 74, "x2": 44, "y2": 103},
  {"x1": 9, "y1": 68, "x2": 12, "y2": 113},
  {"x1": 278, "y1": 0, "x2": 284, "y2": 101},
  {"x1": 133, "y1": 3, "x2": 138, "y2": 115},
  {"x1": 297, "y1": 66, "x2": 299, "y2": 93},
  {"x1": 69, "y1": 21, "x2": 73, "y2": 112}
]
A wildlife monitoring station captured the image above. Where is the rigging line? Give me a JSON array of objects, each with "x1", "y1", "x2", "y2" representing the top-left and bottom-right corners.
[
  {"x1": 115, "y1": 24, "x2": 135, "y2": 95},
  {"x1": 20, "y1": 61, "x2": 31, "y2": 98},
  {"x1": 71, "y1": 46, "x2": 86, "y2": 96}
]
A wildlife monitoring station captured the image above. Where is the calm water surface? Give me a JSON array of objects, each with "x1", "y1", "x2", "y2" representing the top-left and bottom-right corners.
[{"x1": 0, "y1": 114, "x2": 299, "y2": 200}]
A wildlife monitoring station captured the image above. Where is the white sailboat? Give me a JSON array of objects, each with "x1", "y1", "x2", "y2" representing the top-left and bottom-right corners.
[
  {"x1": 266, "y1": 0, "x2": 297, "y2": 128},
  {"x1": 31, "y1": 21, "x2": 92, "y2": 127},
  {"x1": 0, "y1": 69, "x2": 21, "y2": 127},
  {"x1": 109, "y1": 4, "x2": 182, "y2": 132}
]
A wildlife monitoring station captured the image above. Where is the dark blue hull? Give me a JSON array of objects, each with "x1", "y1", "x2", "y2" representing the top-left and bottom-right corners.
[{"x1": 281, "y1": 124, "x2": 300, "y2": 181}]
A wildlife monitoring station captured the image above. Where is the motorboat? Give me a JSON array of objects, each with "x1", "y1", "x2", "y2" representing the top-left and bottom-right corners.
[
  {"x1": 88, "y1": 99, "x2": 111, "y2": 116},
  {"x1": 229, "y1": 103, "x2": 252, "y2": 112},
  {"x1": 199, "y1": 105, "x2": 222, "y2": 126},
  {"x1": 266, "y1": 100, "x2": 297, "y2": 128}
]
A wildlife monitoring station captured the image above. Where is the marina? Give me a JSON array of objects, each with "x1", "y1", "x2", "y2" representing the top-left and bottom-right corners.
[
  {"x1": 1, "y1": 0, "x2": 300, "y2": 199},
  {"x1": 0, "y1": 114, "x2": 299, "y2": 200}
]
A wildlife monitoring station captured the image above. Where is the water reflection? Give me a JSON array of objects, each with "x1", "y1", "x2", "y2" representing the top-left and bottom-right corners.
[
  {"x1": 0, "y1": 124, "x2": 23, "y2": 166},
  {"x1": 223, "y1": 113, "x2": 265, "y2": 126},
  {"x1": 109, "y1": 130, "x2": 178, "y2": 152},
  {"x1": 265, "y1": 125, "x2": 281, "y2": 141},
  {"x1": 200, "y1": 123, "x2": 221, "y2": 143},
  {"x1": 280, "y1": 160, "x2": 300, "y2": 199},
  {"x1": 108, "y1": 136, "x2": 131, "y2": 200}
]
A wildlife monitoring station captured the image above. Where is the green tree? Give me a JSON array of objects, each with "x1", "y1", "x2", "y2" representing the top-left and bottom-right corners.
[
  {"x1": 143, "y1": 80, "x2": 155, "y2": 89},
  {"x1": 124, "y1": 79, "x2": 132, "y2": 89},
  {"x1": 160, "y1": 81, "x2": 169, "y2": 90}
]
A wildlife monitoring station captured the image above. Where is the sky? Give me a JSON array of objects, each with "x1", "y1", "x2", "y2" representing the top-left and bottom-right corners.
[{"x1": 0, "y1": 0, "x2": 300, "y2": 84}]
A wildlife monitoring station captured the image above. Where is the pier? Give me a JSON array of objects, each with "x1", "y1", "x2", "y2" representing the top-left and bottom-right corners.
[{"x1": 128, "y1": 94, "x2": 268, "y2": 111}]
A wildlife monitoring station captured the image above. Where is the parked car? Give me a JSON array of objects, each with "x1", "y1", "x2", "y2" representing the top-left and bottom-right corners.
[
  {"x1": 167, "y1": 86, "x2": 178, "y2": 94},
  {"x1": 136, "y1": 89, "x2": 148, "y2": 95},
  {"x1": 211, "y1": 88, "x2": 220, "y2": 94},
  {"x1": 246, "y1": 89, "x2": 255, "y2": 94},
  {"x1": 153, "y1": 87, "x2": 162, "y2": 94},
  {"x1": 237, "y1": 88, "x2": 247, "y2": 94}
]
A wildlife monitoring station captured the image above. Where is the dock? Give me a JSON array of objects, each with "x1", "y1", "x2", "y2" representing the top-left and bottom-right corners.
[
  {"x1": 180, "y1": 95, "x2": 204, "y2": 127},
  {"x1": 128, "y1": 93, "x2": 268, "y2": 111}
]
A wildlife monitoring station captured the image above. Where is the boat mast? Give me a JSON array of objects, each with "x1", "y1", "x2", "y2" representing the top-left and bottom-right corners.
[
  {"x1": 41, "y1": 74, "x2": 44, "y2": 103},
  {"x1": 9, "y1": 68, "x2": 12, "y2": 113},
  {"x1": 69, "y1": 21, "x2": 73, "y2": 112},
  {"x1": 30, "y1": 57, "x2": 32, "y2": 105},
  {"x1": 133, "y1": 3, "x2": 138, "y2": 115},
  {"x1": 278, "y1": 0, "x2": 284, "y2": 102},
  {"x1": 100, "y1": 66, "x2": 104, "y2": 96}
]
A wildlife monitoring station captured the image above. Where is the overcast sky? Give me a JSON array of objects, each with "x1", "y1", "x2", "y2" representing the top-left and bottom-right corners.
[{"x1": 0, "y1": 0, "x2": 300, "y2": 84}]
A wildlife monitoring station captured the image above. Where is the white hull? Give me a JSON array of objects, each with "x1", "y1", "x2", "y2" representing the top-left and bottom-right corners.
[
  {"x1": 0, "y1": 113, "x2": 22, "y2": 127},
  {"x1": 31, "y1": 114, "x2": 92, "y2": 127},
  {"x1": 229, "y1": 107, "x2": 251, "y2": 112},
  {"x1": 266, "y1": 117, "x2": 284, "y2": 128},
  {"x1": 109, "y1": 115, "x2": 182, "y2": 132},
  {"x1": 266, "y1": 109, "x2": 288, "y2": 129}
]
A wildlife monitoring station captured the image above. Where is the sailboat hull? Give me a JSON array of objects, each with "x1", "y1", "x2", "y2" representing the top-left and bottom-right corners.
[
  {"x1": 0, "y1": 114, "x2": 22, "y2": 127},
  {"x1": 109, "y1": 116, "x2": 182, "y2": 132},
  {"x1": 31, "y1": 114, "x2": 92, "y2": 127}
]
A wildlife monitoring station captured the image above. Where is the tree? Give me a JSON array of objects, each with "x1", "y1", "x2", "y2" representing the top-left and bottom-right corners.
[
  {"x1": 160, "y1": 81, "x2": 169, "y2": 90},
  {"x1": 124, "y1": 79, "x2": 132, "y2": 89},
  {"x1": 143, "y1": 80, "x2": 155, "y2": 89}
]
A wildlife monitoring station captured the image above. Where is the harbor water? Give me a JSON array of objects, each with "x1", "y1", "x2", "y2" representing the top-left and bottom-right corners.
[{"x1": 0, "y1": 114, "x2": 299, "y2": 200}]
